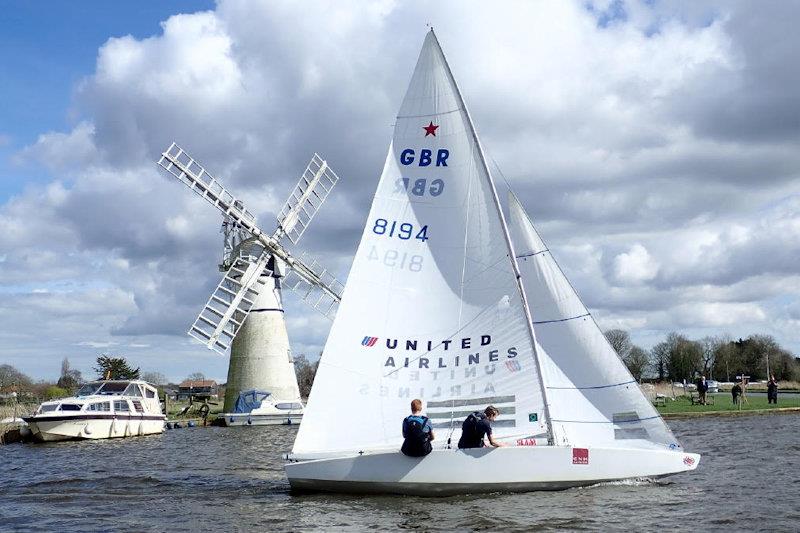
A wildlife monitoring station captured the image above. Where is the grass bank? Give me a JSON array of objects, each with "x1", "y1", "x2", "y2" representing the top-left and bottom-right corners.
[{"x1": 655, "y1": 393, "x2": 800, "y2": 418}]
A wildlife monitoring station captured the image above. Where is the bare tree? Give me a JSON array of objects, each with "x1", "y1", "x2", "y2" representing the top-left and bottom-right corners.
[
  {"x1": 57, "y1": 357, "x2": 83, "y2": 391},
  {"x1": 699, "y1": 336, "x2": 720, "y2": 378},
  {"x1": 185, "y1": 372, "x2": 206, "y2": 382},
  {"x1": 0, "y1": 364, "x2": 33, "y2": 391},
  {"x1": 293, "y1": 354, "x2": 319, "y2": 399},
  {"x1": 624, "y1": 346, "x2": 650, "y2": 382},
  {"x1": 605, "y1": 329, "x2": 632, "y2": 359},
  {"x1": 142, "y1": 371, "x2": 168, "y2": 386}
]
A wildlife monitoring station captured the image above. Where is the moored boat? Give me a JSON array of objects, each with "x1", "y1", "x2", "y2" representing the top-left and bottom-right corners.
[
  {"x1": 24, "y1": 380, "x2": 166, "y2": 442},
  {"x1": 221, "y1": 389, "x2": 303, "y2": 426}
]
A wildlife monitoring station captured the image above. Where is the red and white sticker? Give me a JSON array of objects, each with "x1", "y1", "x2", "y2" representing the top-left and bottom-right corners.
[
  {"x1": 683, "y1": 456, "x2": 695, "y2": 466},
  {"x1": 572, "y1": 447, "x2": 589, "y2": 465},
  {"x1": 516, "y1": 438, "x2": 537, "y2": 447}
]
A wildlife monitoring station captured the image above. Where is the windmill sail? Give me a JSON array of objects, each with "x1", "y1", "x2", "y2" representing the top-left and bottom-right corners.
[
  {"x1": 293, "y1": 31, "x2": 549, "y2": 456},
  {"x1": 507, "y1": 193, "x2": 680, "y2": 450}
]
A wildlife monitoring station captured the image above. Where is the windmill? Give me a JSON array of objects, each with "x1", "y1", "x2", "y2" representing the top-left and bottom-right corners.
[{"x1": 157, "y1": 143, "x2": 343, "y2": 416}]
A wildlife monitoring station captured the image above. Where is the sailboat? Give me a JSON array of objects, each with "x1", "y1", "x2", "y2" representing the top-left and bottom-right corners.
[{"x1": 284, "y1": 29, "x2": 699, "y2": 495}]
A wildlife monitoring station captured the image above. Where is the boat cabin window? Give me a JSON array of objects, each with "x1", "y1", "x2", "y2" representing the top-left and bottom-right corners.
[
  {"x1": 87, "y1": 402, "x2": 111, "y2": 412},
  {"x1": 76, "y1": 383, "x2": 103, "y2": 396},
  {"x1": 38, "y1": 404, "x2": 58, "y2": 413},
  {"x1": 275, "y1": 402, "x2": 303, "y2": 410},
  {"x1": 98, "y1": 382, "x2": 130, "y2": 395},
  {"x1": 145, "y1": 388, "x2": 156, "y2": 399},
  {"x1": 131, "y1": 400, "x2": 144, "y2": 413},
  {"x1": 123, "y1": 383, "x2": 143, "y2": 397},
  {"x1": 59, "y1": 404, "x2": 82, "y2": 411},
  {"x1": 113, "y1": 400, "x2": 130, "y2": 412}
]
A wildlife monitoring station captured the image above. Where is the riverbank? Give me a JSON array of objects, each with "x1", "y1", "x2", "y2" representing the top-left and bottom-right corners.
[{"x1": 655, "y1": 392, "x2": 800, "y2": 418}]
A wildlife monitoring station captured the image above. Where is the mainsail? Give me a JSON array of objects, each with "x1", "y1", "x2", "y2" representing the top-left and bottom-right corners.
[
  {"x1": 293, "y1": 31, "x2": 550, "y2": 456},
  {"x1": 508, "y1": 193, "x2": 681, "y2": 450}
]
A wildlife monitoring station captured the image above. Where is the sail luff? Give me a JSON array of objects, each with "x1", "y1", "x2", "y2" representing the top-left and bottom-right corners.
[{"x1": 428, "y1": 29, "x2": 555, "y2": 445}]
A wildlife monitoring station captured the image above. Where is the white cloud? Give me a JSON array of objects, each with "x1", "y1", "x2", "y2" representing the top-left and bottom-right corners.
[
  {"x1": 2, "y1": 0, "x2": 799, "y2": 380},
  {"x1": 613, "y1": 244, "x2": 660, "y2": 284}
]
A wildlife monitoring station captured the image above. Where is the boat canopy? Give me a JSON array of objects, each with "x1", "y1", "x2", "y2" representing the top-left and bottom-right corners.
[{"x1": 233, "y1": 389, "x2": 271, "y2": 413}]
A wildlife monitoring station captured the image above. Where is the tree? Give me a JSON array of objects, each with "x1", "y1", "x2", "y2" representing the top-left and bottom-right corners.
[
  {"x1": 293, "y1": 354, "x2": 319, "y2": 399},
  {"x1": 57, "y1": 357, "x2": 83, "y2": 391},
  {"x1": 651, "y1": 332, "x2": 702, "y2": 382},
  {"x1": 0, "y1": 364, "x2": 32, "y2": 391},
  {"x1": 711, "y1": 335, "x2": 738, "y2": 381},
  {"x1": 698, "y1": 336, "x2": 722, "y2": 378},
  {"x1": 651, "y1": 341, "x2": 669, "y2": 381},
  {"x1": 141, "y1": 371, "x2": 167, "y2": 386},
  {"x1": 605, "y1": 329, "x2": 632, "y2": 359},
  {"x1": 624, "y1": 346, "x2": 650, "y2": 382},
  {"x1": 666, "y1": 333, "x2": 703, "y2": 381},
  {"x1": 94, "y1": 355, "x2": 140, "y2": 380},
  {"x1": 44, "y1": 385, "x2": 69, "y2": 400},
  {"x1": 185, "y1": 372, "x2": 206, "y2": 382}
]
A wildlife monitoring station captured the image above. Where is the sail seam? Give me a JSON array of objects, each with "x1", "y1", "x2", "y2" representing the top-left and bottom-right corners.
[
  {"x1": 532, "y1": 313, "x2": 590, "y2": 325},
  {"x1": 546, "y1": 379, "x2": 637, "y2": 390},
  {"x1": 551, "y1": 415, "x2": 661, "y2": 424},
  {"x1": 397, "y1": 107, "x2": 463, "y2": 119}
]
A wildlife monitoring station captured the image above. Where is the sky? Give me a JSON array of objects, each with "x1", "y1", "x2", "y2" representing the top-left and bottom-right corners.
[{"x1": 1, "y1": 0, "x2": 798, "y2": 383}]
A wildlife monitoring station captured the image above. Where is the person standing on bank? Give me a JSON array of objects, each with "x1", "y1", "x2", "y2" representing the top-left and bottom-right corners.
[
  {"x1": 767, "y1": 376, "x2": 779, "y2": 404},
  {"x1": 401, "y1": 399, "x2": 435, "y2": 457},
  {"x1": 731, "y1": 382, "x2": 742, "y2": 405},
  {"x1": 696, "y1": 375, "x2": 709, "y2": 405},
  {"x1": 458, "y1": 406, "x2": 506, "y2": 449}
]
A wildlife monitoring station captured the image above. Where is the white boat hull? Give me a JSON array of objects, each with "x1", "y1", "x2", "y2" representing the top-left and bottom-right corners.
[
  {"x1": 285, "y1": 446, "x2": 700, "y2": 496},
  {"x1": 26, "y1": 415, "x2": 165, "y2": 442},
  {"x1": 221, "y1": 412, "x2": 302, "y2": 426}
]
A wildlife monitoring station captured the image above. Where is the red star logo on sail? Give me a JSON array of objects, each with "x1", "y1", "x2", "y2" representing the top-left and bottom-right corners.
[{"x1": 423, "y1": 121, "x2": 439, "y2": 137}]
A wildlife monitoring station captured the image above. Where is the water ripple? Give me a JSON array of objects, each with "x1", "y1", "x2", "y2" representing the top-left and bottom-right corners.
[{"x1": 2, "y1": 415, "x2": 799, "y2": 532}]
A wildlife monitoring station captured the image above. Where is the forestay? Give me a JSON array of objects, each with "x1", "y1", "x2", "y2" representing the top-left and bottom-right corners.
[
  {"x1": 508, "y1": 193, "x2": 681, "y2": 450},
  {"x1": 293, "y1": 32, "x2": 549, "y2": 456}
]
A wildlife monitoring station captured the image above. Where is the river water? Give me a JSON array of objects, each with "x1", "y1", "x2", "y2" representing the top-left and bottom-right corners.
[{"x1": 2, "y1": 413, "x2": 798, "y2": 532}]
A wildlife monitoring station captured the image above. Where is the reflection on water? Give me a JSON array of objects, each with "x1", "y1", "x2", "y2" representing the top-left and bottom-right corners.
[{"x1": 2, "y1": 414, "x2": 799, "y2": 532}]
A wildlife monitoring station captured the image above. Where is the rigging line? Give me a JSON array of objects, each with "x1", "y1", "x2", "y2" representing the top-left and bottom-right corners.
[
  {"x1": 532, "y1": 313, "x2": 591, "y2": 325},
  {"x1": 516, "y1": 250, "x2": 549, "y2": 259},
  {"x1": 551, "y1": 415, "x2": 662, "y2": 424},
  {"x1": 546, "y1": 379, "x2": 637, "y2": 390}
]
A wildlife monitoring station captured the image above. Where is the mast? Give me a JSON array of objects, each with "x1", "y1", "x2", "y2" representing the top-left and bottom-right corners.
[{"x1": 429, "y1": 29, "x2": 555, "y2": 445}]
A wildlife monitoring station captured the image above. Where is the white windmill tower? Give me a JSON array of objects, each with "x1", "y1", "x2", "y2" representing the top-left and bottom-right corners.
[{"x1": 157, "y1": 143, "x2": 343, "y2": 421}]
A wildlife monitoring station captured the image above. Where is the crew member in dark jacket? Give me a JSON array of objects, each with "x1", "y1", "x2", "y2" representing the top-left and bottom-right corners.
[{"x1": 458, "y1": 406, "x2": 506, "y2": 449}]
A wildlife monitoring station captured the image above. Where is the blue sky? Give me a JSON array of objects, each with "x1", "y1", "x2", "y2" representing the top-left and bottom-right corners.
[
  {"x1": 1, "y1": 1, "x2": 798, "y2": 382},
  {"x1": 0, "y1": 1, "x2": 214, "y2": 202}
]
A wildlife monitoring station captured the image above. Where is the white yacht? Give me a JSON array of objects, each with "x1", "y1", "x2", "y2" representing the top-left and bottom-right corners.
[
  {"x1": 24, "y1": 380, "x2": 166, "y2": 442},
  {"x1": 221, "y1": 389, "x2": 303, "y2": 426}
]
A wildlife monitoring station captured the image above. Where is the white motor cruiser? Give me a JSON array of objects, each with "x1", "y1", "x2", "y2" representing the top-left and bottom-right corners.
[
  {"x1": 221, "y1": 389, "x2": 303, "y2": 426},
  {"x1": 284, "y1": 30, "x2": 700, "y2": 495},
  {"x1": 24, "y1": 380, "x2": 166, "y2": 442}
]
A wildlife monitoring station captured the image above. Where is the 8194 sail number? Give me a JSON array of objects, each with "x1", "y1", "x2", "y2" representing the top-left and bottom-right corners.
[
  {"x1": 372, "y1": 218, "x2": 429, "y2": 242},
  {"x1": 367, "y1": 246, "x2": 423, "y2": 272}
]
